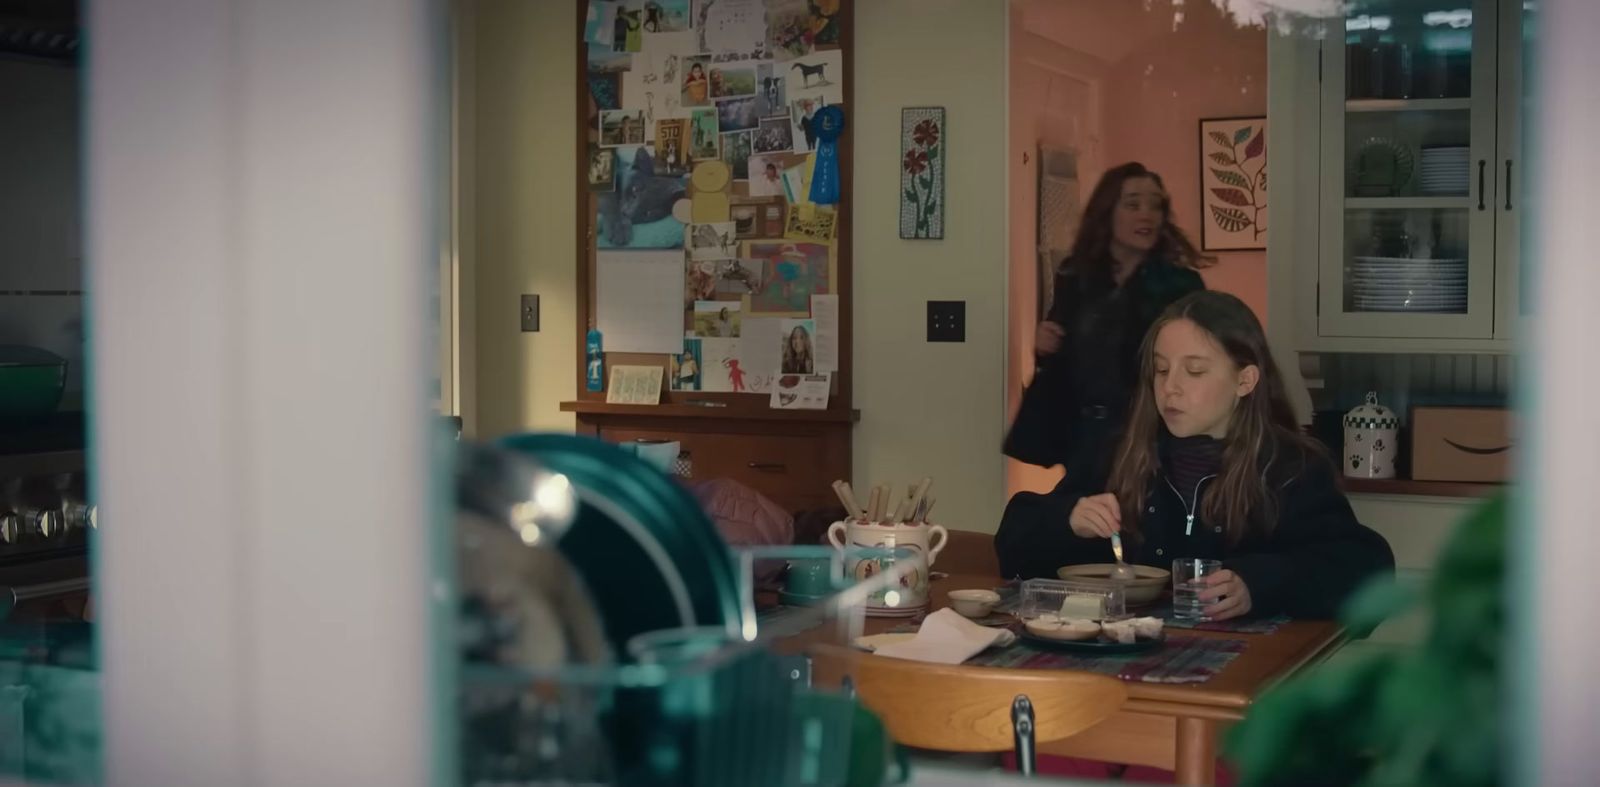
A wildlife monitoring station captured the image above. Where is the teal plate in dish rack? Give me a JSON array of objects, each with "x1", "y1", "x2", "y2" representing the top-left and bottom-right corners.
[{"x1": 497, "y1": 433, "x2": 748, "y2": 656}]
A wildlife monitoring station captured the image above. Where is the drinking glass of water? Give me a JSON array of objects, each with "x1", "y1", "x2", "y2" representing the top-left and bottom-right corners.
[{"x1": 1172, "y1": 558, "x2": 1222, "y2": 621}]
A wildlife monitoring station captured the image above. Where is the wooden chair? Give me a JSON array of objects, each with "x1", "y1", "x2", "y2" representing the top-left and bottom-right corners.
[
  {"x1": 933, "y1": 528, "x2": 1002, "y2": 577},
  {"x1": 810, "y1": 647, "x2": 1126, "y2": 776}
]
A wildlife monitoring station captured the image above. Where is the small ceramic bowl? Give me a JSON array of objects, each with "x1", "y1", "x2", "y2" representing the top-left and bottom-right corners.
[{"x1": 947, "y1": 588, "x2": 1002, "y2": 618}]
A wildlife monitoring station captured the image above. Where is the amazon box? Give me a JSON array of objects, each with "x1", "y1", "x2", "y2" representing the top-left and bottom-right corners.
[{"x1": 1410, "y1": 407, "x2": 1513, "y2": 482}]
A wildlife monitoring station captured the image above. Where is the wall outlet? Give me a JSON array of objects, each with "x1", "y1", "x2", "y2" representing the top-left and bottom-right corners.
[
  {"x1": 927, "y1": 300, "x2": 965, "y2": 342},
  {"x1": 520, "y1": 294, "x2": 539, "y2": 332}
]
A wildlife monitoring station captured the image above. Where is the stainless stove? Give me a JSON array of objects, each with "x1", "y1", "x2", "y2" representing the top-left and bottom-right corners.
[{"x1": 1, "y1": 412, "x2": 91, "y2": 620}]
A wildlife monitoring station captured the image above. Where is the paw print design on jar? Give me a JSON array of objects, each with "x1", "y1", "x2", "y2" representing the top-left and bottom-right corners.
[{"x1": 1343, "y1": 391, "x2": 1399, "y2": 479}]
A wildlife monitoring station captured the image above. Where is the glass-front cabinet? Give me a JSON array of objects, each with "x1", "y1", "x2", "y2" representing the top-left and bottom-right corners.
[{"x1": 1317, "y1": 0, "x2": 1526, "y2": 343}]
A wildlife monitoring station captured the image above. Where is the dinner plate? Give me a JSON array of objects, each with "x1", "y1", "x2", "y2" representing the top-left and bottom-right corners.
[
  {"x1": 1349, "y1": 272, "x2": 1468, "y2": 280},
  {"x1": 1354, "y1": 302, "x2": 1468, "y2": 310},
  {"x1": 1353, "y1": 299, "x2": 1469, "y2": 307},
  {"x1": 1350, "y1": 275, "x2": 1468, "y2": 282},
  {"x1": 1354, "y1": 305, "x2": 1466, "y2": 313},
  {"x1": 866, "y1": 604, "x2": 927, "y2": 619},
  {"x1": 1350, "y1": 273, "x2": 1467, "y2": 280},
  {"x1": 1354, "y1": 293, "x2": 1469, "y2": 301},
  {"x1": 1018, "y1": 630, "x2": 1167, "y2": 654},
  {"x1": 497, "y1": 433, "x2": 749, "y2": 655},
  {"x1": 1349, "y1": 273, "x2": 1468, "y2": 280},
  {"x1": 1350, "y1": 286, "x2": 1468, "y2": 294},
  {"x1": 1350, "y1": 258, "x2": 1467, "y2": 266}
]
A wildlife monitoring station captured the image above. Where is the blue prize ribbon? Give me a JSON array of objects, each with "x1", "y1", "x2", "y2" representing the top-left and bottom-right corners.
[{"x1": 808, "y1": 106, "x2": 845, "y2": 205}]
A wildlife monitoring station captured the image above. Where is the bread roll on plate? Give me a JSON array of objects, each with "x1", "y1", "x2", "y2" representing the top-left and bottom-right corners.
[{"x1": 1023, "y1": 613, "x2": 1101, "y2": 641}]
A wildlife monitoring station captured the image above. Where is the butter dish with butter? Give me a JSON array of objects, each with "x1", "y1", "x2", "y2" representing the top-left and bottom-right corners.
[{"x1": 1017, "y1": 578, "x2": 1126, "y2": 624}]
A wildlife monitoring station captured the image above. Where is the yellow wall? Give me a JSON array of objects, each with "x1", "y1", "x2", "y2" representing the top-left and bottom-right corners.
[
  {"x1": 468, "y1": 0, "x2": 1012, "y2": 533},
  {"x1": 470, "y1": 0, "x2": 579, "y2": 437},
  {"x1": 852, "y1": 0, "x2": 1010, "y2": 534}
]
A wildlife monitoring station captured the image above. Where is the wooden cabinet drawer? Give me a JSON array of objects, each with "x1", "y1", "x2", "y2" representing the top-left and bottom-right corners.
[{"x1": 598, "y1": 427, "x2": 839, "y2": 512}]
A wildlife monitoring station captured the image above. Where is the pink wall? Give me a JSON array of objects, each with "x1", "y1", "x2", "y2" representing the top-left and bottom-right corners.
[{"x1": 1007, "y1": 0, "x2": 1268, "y2": 496}]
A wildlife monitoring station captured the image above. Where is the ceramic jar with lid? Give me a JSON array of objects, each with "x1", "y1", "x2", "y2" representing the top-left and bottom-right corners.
[
  {"x1": 826, "y1": 518, "x2": 948, "y2": 617},
  {"x1": 1343, "y1": 391, "x2": 1399, "y2": 479}
]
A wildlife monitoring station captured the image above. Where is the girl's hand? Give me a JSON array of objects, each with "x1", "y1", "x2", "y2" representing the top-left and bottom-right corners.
[
  {"x1": 1068, "y1": 494, "x2": 1121, "y2": 539},
  {"x1": 1035, "y1": 321, "x2": 1065, "y2": 355},
  {"x1": 1198, "y1": 570, "x2": 1253, "y2": 621}
]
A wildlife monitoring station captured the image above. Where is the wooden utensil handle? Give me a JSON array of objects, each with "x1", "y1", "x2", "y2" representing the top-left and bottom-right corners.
[{"x1": 837, "y1": 481, "x2": 865, "y2": 519}]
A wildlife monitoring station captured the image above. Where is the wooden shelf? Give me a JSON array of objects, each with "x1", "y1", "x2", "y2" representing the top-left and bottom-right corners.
[
  {"x1": 1341, "y1": 477, "x2": 1501, "y2": 499},
  {"x1": 560, "y1": 400, "x2": 860, "y2": 424},
  {"x1": 1345, "y1": 196, "x2": 1471, "y2": 210},
  {"x1": 1345, "y1": 98, "x2": 1472, "y2": 113}
]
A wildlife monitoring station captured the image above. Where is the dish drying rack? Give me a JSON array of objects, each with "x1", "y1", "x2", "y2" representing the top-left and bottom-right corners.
[{"x1": 458, "y1": 544, "x2": 915, "y2": 787}]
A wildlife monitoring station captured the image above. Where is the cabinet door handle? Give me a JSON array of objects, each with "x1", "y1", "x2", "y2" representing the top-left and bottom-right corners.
[
  {"x1": 1504, "y1": 160, "x2": 1513, "y2": 210},
  {"x1": 1477, "y1": 160, "x2": 1486, "y2": 210},
  {"x1": 747, "y1": 462, "x2": 787, "y2": 472}
]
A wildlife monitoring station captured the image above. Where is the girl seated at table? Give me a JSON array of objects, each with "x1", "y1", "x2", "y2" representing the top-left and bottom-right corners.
[{"x1": 994, "y1": 291, "x2": 1393, "y2": 620}]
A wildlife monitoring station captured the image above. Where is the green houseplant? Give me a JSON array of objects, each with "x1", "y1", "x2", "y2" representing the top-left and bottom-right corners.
[{"x1": 1228, "y1": 494, "x2": 1507, "y2": 787}]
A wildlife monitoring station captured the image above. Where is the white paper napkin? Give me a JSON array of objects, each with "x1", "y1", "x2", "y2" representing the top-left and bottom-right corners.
[{"x1": 872, "y1": 608, "x2": 1017, "y2": 665}]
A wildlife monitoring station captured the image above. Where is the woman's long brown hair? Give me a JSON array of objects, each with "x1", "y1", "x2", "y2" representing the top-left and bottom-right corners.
[
  {"x1": 1108, "y1": 291, "x2": 1311, "y2": 545},
  {"x1": 1064, "y1": 162, "x2": 1214, "y2": 277}
]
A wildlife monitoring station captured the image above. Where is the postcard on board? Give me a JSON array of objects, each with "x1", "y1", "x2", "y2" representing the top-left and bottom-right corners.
[
  {"x1": 698, "y1": 337, "x2": 742, "y2": 393},
  {"x1": 784, "y1": 204, "x2": 837, "y2": 243},
  {"x1": 753, "y1": 116, "x2": 795, "y2": 155},
  {"x1": 670, "y1": 337, "x2": 702, "y2": 391},
  {"x1": 786, "y1": 50, "x2": 844, "y2": 105},
  {"x1": 720, "y1": 129, "x2": 753, "y2": 178},
  {"x1": 597, "y1": 147, "x2": 688, "y2": 249},
  {"x1": 600, "y1": 109, "x2": 648, "y2": 147},
  {"x1": 692, "y1": 300, "x2": 742, "y2": 338},
  {"x1": 744, "y1": 241, "x2": 832, "y2": 316},
  {"x1": 770, "y1": 373, "x2": 831, "y2": 410},
  {"x1": 747, "y1": 153, "x2": 788, "y2": 197},
  {"x1": 606, "y1": 365, "x2": 664, "y2": 405},
  {"x1": 686, "y1": 221, "x2": 739, "y2": 260},
  {"x1": 654, "y1": 118, "x2": 691, "y2": 175}
]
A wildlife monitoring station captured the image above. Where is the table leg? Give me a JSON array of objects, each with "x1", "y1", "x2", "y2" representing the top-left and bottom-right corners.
[{"x1": 1174, "y1": 717, "x2": 1217, "y2": 786}]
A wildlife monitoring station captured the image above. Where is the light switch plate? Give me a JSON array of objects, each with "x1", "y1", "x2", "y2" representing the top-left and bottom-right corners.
[
  {"x1": 521, "y1": 294, "x2": 539, "y2": 332},
  {"x1": 927, "y1": 300, "x2": 965, "y2": 342}
]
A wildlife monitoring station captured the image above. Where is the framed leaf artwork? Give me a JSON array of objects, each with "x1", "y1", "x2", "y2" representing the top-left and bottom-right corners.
[
  {"x1": 900, "y1": 107, "x2": 945, "y2": 239},
  {"x1": 1198, "y1": 116, "x2": 1267, "y2": 251}
]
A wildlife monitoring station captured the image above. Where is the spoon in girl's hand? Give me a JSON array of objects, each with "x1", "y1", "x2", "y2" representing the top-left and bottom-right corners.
[{"x1": 1109, "y1": 533, "x2": 1137, "y2": 581}]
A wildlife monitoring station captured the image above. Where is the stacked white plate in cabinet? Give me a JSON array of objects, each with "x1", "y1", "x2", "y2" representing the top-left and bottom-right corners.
[
  {"x1": 1349, "y1": 256, "x2": 1468, "y2": 312},
  {"x1": 1419, "y1": 146, "x2": 1470, "y2": 196}
]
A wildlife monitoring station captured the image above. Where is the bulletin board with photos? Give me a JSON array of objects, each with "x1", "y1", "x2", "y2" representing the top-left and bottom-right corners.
[{"x1": 576, "y1": 0, "x2": 853, "y2": 414}]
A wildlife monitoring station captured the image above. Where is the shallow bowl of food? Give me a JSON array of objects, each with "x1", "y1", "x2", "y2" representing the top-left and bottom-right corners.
[
  {"x1": 947, "y1": 588, "x2": 1002, "y2": 619},
  {"x1": 1056, "y1": 563, "x2": 1171, "y2": 606}
]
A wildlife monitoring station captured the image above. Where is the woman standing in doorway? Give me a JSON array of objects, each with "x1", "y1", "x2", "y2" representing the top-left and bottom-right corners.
[{"x1": 1004, "y1": 162, "x2": 1211, "y2": 477}]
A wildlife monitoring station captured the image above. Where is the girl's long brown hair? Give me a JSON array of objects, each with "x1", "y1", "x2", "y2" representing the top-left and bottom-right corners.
[
  {"x1": 1064, "y1": 162, "x2": 1214, "y2": 278},
  {"x1": 1109, "y1": 291, "x2": 1311, "y2": 545}
]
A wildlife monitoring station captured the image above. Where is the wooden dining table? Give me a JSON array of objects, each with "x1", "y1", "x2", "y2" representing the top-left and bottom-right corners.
[{"x1": 804, "y1": 573, "x2": 1346, "y2": 786}]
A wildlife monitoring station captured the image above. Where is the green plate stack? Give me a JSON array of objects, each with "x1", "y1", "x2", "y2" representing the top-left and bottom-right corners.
[{"x1": 0, "y1": 346, "x2": 66, "y2": 422}]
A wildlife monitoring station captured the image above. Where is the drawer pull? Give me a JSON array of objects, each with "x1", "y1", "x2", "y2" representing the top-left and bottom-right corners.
[{"x1": 747, "y1": 462, "x2": 788, "y2": 472}]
